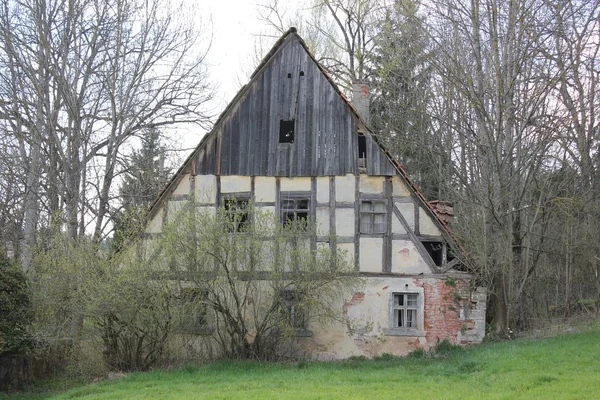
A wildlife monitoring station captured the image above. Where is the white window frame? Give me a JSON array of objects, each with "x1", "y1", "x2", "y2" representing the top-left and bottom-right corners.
[{"x1": 384, "y1": 287, "x2": 425, "y2": 336}]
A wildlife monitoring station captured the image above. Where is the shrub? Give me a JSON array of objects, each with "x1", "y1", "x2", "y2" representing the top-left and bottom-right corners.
[{"x1": 0, "y1": 255, "x2": 32, "y2": 355}]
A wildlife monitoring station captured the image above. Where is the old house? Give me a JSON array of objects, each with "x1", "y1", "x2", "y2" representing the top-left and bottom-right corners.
[{"x1": 144, "y1": 28, "x2": 486, "y2": 359}]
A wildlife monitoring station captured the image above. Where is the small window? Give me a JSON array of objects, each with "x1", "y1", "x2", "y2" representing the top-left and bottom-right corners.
[
  {"x1": 223, "y1": 198, "x2": 250, "y2": 233},
  {"x1": 279, "y1": 119, "x2": 295, "y2": 143},
  {"x1": 177, "y1": 287, "x2": 210, "y2": 334},
  {"x1": 423, "y1": 241, "x2": 444, "y2": 266},
  {"x1": 279, "y1": 289, "x2": 306, "y2": 329},
  {"x1": 281, "y1": 197, "x2": 309, "y2": 228},
  {"x1": 393, "y1": 293, "x2": 418, "y2": 329},
  {"x1": 360, "y1": 200, "x2": 386, "y2": 234},
  {"x1": 358, "y1": 133, "x2": 367, "y2": 168}
]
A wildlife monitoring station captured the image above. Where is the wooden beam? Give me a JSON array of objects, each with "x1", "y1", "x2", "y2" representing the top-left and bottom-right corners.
[{"x1": 392, "y1": 204, "x2": 438, "y2": 273}]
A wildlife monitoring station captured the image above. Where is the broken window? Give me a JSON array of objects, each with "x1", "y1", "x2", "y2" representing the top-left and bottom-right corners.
[
  {"x1": 281, "y1": 196, "x2": 309, "y2": 228},
  {"x1": 392, "y1": 293, "x2": 419, "y2": 329},
  {"x1": 279, "y1": 119, "x2": 295, "y2": 143},
  {"x1": 358, "y1": 133, "x2": 367, "y2": 168},
  {"x1": 360, "y1": 200, "x2": 386, "y2": 234},
  {"x1": 279, "y1": 288, "x2": 306, "y2": 330},
  {"x1": 223, "y1": 197, "x2": 250, "y2": 233},
  {"x1": 423, "y1": 241, "x2": 444, "y2": 266}
]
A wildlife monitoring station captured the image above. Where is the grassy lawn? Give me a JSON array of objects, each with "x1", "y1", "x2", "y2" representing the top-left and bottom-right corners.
[{"x1": 3, "y1": 330, "x2": 600, "y2": 400}]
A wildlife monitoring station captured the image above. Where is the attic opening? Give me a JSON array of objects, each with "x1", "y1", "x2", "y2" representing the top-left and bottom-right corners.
[
  {"x1": 279, "y1": 119, "x2": 295, "y2": 143},
  {"x1": 358, "y1": 133, "x2": 367, "y2": 168},
  {"x1": 423, "y1": 241, "x2": 444, "y2": 266}
]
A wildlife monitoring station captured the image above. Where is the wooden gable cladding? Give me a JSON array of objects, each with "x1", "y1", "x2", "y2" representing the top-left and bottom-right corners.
[{"x1": 196, "y1": 34, "x2": 395, "y2": 177}]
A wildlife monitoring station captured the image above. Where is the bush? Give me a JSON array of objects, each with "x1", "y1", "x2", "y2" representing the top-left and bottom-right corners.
[{"x1": 0, "y1": 255, "x2": 32, "y2": 355}]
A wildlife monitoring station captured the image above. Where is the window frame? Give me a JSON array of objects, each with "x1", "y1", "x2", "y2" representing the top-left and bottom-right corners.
[
  {"x1": 278, "y1": 288, "x2": 312, "y2": 336},
  {"x1": 176, "y1": 287, "x2": 213, "y2": 336},
  {"x1": 280, "y1": 193, "x2": 310, "y2": 228},
  {"x1": 221, "y1": 196, "x2": 251, "y2": 233},
  {"x1": 384, "y1": 288, "x2": 425, "y2": 336},
  {"x1": 360, "y1": 200, "x2": 387, "y2": 235}
]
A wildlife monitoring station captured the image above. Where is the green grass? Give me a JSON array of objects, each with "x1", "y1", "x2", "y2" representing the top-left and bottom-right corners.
[{"x1": 4, "y1": 330, "x2": 600, "y2": 399}]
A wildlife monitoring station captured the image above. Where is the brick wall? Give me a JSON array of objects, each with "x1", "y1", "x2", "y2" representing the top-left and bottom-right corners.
[{"x1": 417, "y1": 278, "x2": 486, "y2": 346}]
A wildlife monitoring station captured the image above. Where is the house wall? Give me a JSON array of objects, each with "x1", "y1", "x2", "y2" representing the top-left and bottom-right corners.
[
  {"x1": 148, "y1": 172, "x2": 447, "y2": 274},
  {"x1": 144, "y1": 172, "x2": 486, "y2": 358},
  {"x1": 298, "y1": 276, "x2": 486, "y2": 360}
]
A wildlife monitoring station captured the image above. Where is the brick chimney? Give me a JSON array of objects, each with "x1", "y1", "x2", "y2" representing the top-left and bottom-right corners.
[{"x1": 352, "y1": 81, "x2": 370, "y2": 125}]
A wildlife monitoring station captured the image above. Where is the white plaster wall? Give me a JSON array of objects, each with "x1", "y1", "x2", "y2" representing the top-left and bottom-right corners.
[
  {"x1": 335, "y1": 174, "x2": 355, "y2": 202},
  {"x1": 316, "y1": 177, "x2": 329, "y2": 203},
  {"x1": 419, "y1": 207, "x2": 442, "y2": 236},
  {"x1": 280, "y1": 177, "x2": 311, "y2": 192},
  {"x1": 337, "y1": 242, "x2": 355, "y2": 266},
  {"x1": 359, "y1": 175, "x2": 383, "y2": 194},
  {"x1": 147, "y1": 210, "x2": 163, "y2": 233},
  {"x1": 391, "y1": 240, "x2": 430, "y2": 274},
  {"x1": 391, "y1": 211, "x2": 406, "y2": 234},
  {"x1": 316, "y1": 207, "x2": 330, "y2": 235},
  {"x1": 335, "y1": 208, "x2": 355, "y2": 236},
  {"x1": 167, "y1": 201, "x2": 187, "y2": 222},
  {"x1": 359, "y1": 238, "x2": 383, "y2": 273},
  {"x1": 392, "y1": 175, "x2": 410, "y2": 196},
  {"x1": 172, "y1": 173, "x2": 191, "y2": 195},
  {"x1": 195, "y1": 175, "x2": 217, "y2": 203},
  {"x1": 254, "y1": 177, "x2": 276, "y2": 202},
  {"x1": 395, "y1": 202, "x2": 415, "y2": 230},
  {"x1": 303, "y1": 277, "x2": 429, "y2": 360},
  {"x1": 221, "y1": 176, "x2": 251, "y2": 193}
]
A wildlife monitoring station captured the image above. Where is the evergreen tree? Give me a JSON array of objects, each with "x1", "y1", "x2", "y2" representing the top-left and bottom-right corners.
[
  {"x1": 370, "y1": 0, "x2": 447, "y2": 199},
  {"x1": 112, "y1": 128, "x2": 170, "y2": 252}
]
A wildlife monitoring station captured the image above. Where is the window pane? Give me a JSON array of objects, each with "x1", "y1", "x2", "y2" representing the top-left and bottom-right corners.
[
  {"x1": 406, "y1": 309, "x2": 416, "y2": 328},
  {"x1": 361, "y1": 201, "x2": 373, "y2": 211},
  {"x1": 397, "y1": 309, "x2": 404, "y2": 328},
  {"x1": 281, "y1": 199, "x2": 295, "y2": 210},
  {"x1": 360, "y1": 214, "x2": 372, "y2": 233},
  {"x1": 297, "y1": 199, "x2": 309, "y2": 210},
  {"x1": 395, "y1": 294, "x2": 404, "y2": 306},
  {"x1": 374, "y1": 201, "x2": 386, "y2": 212},
  {"x1": 407, "y1": 294, "x2": 418, "y2": 307},
  {"x1": 373, "y1": 214, "x2": 386, "y2": 233}
]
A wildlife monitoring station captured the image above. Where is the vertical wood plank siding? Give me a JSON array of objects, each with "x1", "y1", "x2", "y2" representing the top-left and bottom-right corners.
[{"x1": 196, "y1": 37, "x2": 395, "y2": 177}]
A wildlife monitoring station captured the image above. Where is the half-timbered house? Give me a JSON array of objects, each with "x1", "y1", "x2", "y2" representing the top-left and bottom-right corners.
[{"x1": 144, "y1": 28, "x2": 486, "y2": 359}]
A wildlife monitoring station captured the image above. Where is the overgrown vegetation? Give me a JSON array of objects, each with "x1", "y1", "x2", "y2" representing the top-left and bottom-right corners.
[
  {"x1": 160, "y1": 201, "x2": 358, "y2": 360},
  {"x1": 0, "y1": 254, "x2": 32, "y2": 355},
  {"x1": 5, "y1": 329, "x2": 600, "y2": 399}
]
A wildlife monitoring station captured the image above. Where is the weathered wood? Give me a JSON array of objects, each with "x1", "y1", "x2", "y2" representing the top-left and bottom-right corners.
[
  {"x1": 354, "y1": 174, "x2": 360, "y2": 270},
  {"x1": 329, "y1": 176, "x2": 336, "y2": 255},
  {"x1": 194, "y1": 34, "x2": 400, "y2": 178},
  {"x1": 383, "y1": 177, "x2": 393, "y2": 273}
]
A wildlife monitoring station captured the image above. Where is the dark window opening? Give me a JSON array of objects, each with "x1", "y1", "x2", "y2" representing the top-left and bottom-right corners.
[
  {"x1": 178, "y1": 287, "x2": 209, "y2": 332},
  {"x1": 358, "y1": 134, "x2": 367, "y2": 168},
  {"x1": 223, "y1": 198, "x2": 250, "y2": 233},
  {"x1": 281, "y1": 197, "x2": 309, "y2": 229},
  {"x1": 287, "y1": 72, "x2": 292, "y2": 78},
  {"x1": 279, "y1": 119, "x2": 295, "y2": 143},
  {"x1": 299, "y1": 70, "x2": 304, "y2": 76},
  {"x1": 423, "y1": 241, "x2": 444, "y2": 266},
  {"x1": 279, "y1": 289, "x2": 307, "y2": 329}
]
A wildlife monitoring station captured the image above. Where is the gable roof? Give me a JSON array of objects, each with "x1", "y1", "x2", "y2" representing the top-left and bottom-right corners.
[{"x1": 146, "y1": 28, "x2": 470, "y2": 272}]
